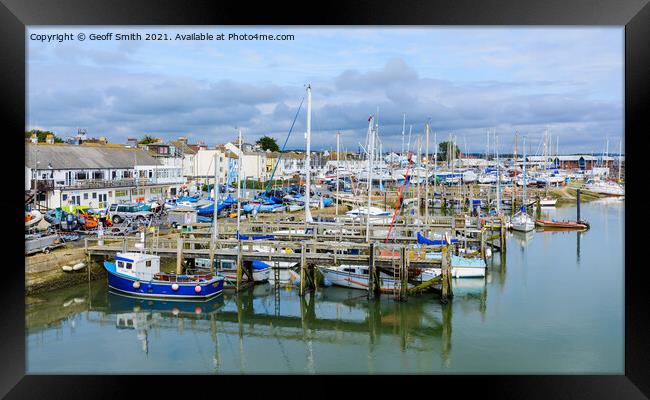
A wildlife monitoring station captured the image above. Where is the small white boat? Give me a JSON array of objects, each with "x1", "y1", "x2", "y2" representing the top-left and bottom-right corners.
[
  {"x1": 25, "y1": 210, "x2": 43, "y2": 228},
  {"x1": 421, "y1": 254, "x2": 487, "y2": 278},
  {"x1": 61, "y1": 265, "x2": 73, "y2": 272},
  {"x1": 317, "y1": 265, "x2": 412, "y2": 292},
  {"x1": 511, "y1": 210, "x2": 535, "y2": 232},
  {"x1": 287, "y1": 204, "x2": 304, "y2": 212},
  {"x1": 539, "y1": 197, "x2": 557, "y2": 207},
  {"x1": 584, "y1": 180, "x2": 624, "y2": 196}
]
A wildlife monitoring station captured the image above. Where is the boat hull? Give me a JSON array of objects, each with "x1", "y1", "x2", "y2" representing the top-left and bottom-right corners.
[
  {"x1": 318, "y1": 267, "x2": 412, "y2": 292},
  {"x1": 104, "y1": 262, "x2": 224, "y2": 299},
  {"x1": 218, "y1": 267, "x2": 271, "y2": 285}
]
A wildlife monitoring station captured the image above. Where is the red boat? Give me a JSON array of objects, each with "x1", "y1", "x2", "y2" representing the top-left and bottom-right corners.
[{"x1": 535, "y1": 219, "x2": 589, "y2": 230}]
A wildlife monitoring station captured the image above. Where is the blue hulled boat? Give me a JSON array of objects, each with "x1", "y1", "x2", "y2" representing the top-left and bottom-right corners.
[{"x1": 104, "y1": 252, "x2": 224, "y2": 299}]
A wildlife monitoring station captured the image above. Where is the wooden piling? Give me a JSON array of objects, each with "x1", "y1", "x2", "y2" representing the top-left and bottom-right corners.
[
  {"x1": 176, "y1": 237, "x2": 183, "y2": 275},
  {"x1": 440, "y1": 245, "x2": 452, "y2": 303},
  {"x1": 367, "y1": 243, "x2": 374, "y2": 298},
  {"x1": 236, "y1": 239, "x2": 243, "y2": 292},
  {"x1": 300, "y1": 242, "x2": 306, "y2": 297},
  {"x1": 480, "y1": 229, "x2": 486, "y2": 263}
]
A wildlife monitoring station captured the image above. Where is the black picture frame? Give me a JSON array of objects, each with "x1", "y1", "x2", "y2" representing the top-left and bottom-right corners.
[{"x1": 2, "y1": 0, "x2": 648, "y2": 398}]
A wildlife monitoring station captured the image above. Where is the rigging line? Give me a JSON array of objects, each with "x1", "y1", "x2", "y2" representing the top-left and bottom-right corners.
[{"x1": 264, "y1": 95, "x2": 306, "y2": 193}]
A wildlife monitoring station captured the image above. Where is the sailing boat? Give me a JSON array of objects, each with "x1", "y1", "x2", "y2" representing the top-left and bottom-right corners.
[
  {"x1": 539, "y1": 130, "x2": 557, "y2": 207},
  {"x1": 511, "y1": 136, "x2": 535, "y2": 232}
]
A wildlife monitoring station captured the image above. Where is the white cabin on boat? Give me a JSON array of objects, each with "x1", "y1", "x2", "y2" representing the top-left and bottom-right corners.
[{"x1": 115, "y1": 252, "x2": 160, "y2": 280}]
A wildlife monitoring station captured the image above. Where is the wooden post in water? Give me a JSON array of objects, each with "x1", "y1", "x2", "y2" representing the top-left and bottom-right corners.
[
  {"x1": 367, "y1": 242, "x2": 375, "y2": 299},
  {"x1": 576, "y1": 188, "x2": 581, "y2": 222},
  {"x1": 440, "y1": 245, "x2": 452, "y2": 303},
  {"x1": 300, "y1": 242, "x2": 306, "y2": 297},
  {"x1": 480, "y1": 228, "x2": 486, "y2": 263},
  {"x1": 236, "y1": 239, "x2": 243, "y2": 292},
  {"x1": 401, "y1": 245, "x2": 409, "y2": 301},
  {"x1": 176, "y1": 237, "x2": 183, "y2": 275}
]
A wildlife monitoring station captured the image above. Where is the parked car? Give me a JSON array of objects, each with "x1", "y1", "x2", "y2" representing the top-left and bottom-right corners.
[{"x1": 108, "y1": 204, "x2": 153, "y2": 224}]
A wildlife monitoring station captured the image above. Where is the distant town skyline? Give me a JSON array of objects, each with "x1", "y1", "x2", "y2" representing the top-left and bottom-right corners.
[{"x1": 27, "y1": 27, "x2": 623, "y2": 155}]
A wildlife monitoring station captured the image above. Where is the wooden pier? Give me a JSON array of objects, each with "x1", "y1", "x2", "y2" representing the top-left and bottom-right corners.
[{"x1": 86, "y1": 213, "x2": 507, "y2": 303}]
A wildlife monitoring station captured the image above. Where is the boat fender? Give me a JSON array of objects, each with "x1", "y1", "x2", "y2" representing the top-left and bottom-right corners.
[
  {"x1": 194, "y1": 285, "x2": 202, "y2": 293},
  {"x1": 171, "y1": 283, "x2": 179, "y2": 291},
  {"x1": 194, "y1": 306, "x2": 202, "y2": 314},
  {"x1": 61, "y1": 265, "x2": 73, "y2": 272},
  {"x1": 72, "y1": 262, "x2": 85, "y2": 271},
  {"x1": 172, "y1": 307, "x2": 180, "y2": 316},
  {"x1": 133, "y1": 281, "x2": 141, "y2": 289}
]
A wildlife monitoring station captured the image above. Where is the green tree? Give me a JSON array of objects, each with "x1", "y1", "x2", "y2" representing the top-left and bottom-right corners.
[
  {"x1": 256, "y1": 136, "x2": 279, "y2": 152},
  {"x1": 25, "y1": 129, "x2": 64, "y2": 143},
  {"x1": 138, "y1": 135, "x2": 158, "y2": 145},
  {"x1": 437, "y1": 141, "x2": 460, "y2": 162}
]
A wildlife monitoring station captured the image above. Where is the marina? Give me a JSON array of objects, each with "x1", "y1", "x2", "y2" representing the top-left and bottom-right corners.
[{"x1": 22, "y1": 26, "x2": 626, "y2": 376}]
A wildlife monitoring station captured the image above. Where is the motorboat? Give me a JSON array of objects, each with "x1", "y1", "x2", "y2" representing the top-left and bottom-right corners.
[{"x1": 104, "y1": 252, "x2": 224, "y2": 299}]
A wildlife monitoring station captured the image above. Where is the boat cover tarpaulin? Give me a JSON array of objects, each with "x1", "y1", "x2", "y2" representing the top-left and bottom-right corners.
[
  {"x1": 416, "y1": 232, "x2": 459, "y2": 245},
  {"x1": 236, "y1": 234, "x2": 274, "y2": 240}
]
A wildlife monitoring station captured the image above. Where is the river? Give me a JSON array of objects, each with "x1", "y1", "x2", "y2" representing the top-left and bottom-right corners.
[{"x1": 26, "y1": 199, "x2": 624, "y2": 373}]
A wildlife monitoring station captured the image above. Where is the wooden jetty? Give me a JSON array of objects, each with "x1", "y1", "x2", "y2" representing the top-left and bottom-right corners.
[{"x1": 86, "y1": 213, "x2": 508, "y2": 304}]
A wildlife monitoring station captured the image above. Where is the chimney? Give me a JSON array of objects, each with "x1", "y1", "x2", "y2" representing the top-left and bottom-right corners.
[
  {"x1": 178, "y1": 136, "x2": 188, "y2": 144},
  {"x1": 45, "y1": 134, "x2": 54, "y2": 144},
  {"x1": 30, "y1": 132, "x2": 38, "y2": 144}
]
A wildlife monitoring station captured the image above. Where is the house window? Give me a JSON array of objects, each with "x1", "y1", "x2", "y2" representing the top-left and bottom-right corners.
[
  {"x1": 77, "y1": 172, "x2": 87, "y2": 180},
  {"x1": 146, "y1": 260, "x2": 152, "y2": 267},
  {"x1": 62, "y1": 194, "x2": 68, "y2": 201},
  {"x1": 92, "y1": 192, "x2": 97, "y2": 199},
  {"x1": 84, "y1": 193, "x2": 89, "y2": 200},
  {"x1": 93, "y1": 171, "x2": 103, "y2": 179}
]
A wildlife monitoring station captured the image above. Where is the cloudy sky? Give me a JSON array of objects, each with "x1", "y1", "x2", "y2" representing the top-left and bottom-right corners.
[{"x1": 27, "y1": 27, "x2": 623, "y2": 154}]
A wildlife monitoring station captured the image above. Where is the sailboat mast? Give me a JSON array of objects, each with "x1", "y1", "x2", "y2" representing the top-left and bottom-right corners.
[
  {"x1": 237, "y1": 129, "x2": 242, "y2": 235},
  {"x1": 304, "y1": 84, "x2": 313, "y2": 224},
  {"x1": 336, "y1": 131, "x2": 340, "y2": 217},
  {"x1": 523, "y1": 136, "x2": 527, "y2": 212},
  {"x1": 365, "y1": 115, "x2": 375, "y2": 243},
  {"x1": 496, "y1": 133, "x2": 501, "y2": 214},
  {"x1": 401, "y1": 113, "x2": 405, "y2": 166},
  {"x1": 618, "y1": 138, "x2": 622, "y2": 182},
  {"x1": 425, "y1": 122, "x2": 430, "y2": 224}
]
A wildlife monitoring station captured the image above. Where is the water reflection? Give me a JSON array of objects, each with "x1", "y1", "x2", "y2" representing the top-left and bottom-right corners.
[{"x1": 28, "y1": 277, "x2": 488, "y2": 372}]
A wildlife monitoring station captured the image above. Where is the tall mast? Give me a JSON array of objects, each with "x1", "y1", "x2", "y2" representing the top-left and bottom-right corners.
[
  {"x1": 365, "y1": 115, "x2": 375, "y2": 242},
  {"x1": 304, "y1": 84, "x2": 313, "y2": 224},
  {"x1": 523, "y1": 136, "x2": 527, "y2": 212},
  {"x1": 209, "y1": 150, "x2": 219, "y2": 269},
  {"x1": 433, "y1": 131, "x2": 437, "y2": 204},
  {"x1": 336, "y1": 131, "x2": 340, "y2": 217},
  {"x1": 618, "y1": 138, "x2": 622, "y2": 182},
  {"x1": 237, "y1": 129, "x2": 242, "y2": 236},
  {"x1": 496, "y1": 133, "x2": 501, "y2": 214},
  {"x1": 401, "y1": 113, "x2": 405, "y2": 167},
  {"x1": 425, "y1": 121, "x2": 430, "y2": 224}
]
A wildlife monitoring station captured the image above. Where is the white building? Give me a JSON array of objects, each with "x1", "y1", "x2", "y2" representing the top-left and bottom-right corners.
[{"x1": 26, "y1": 143, "x2": 186, "y2": 210}]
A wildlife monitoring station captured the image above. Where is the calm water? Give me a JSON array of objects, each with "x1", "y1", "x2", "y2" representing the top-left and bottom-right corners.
[{"x1": 26, "y1": 200, "x2": 624, "y2": 374}]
